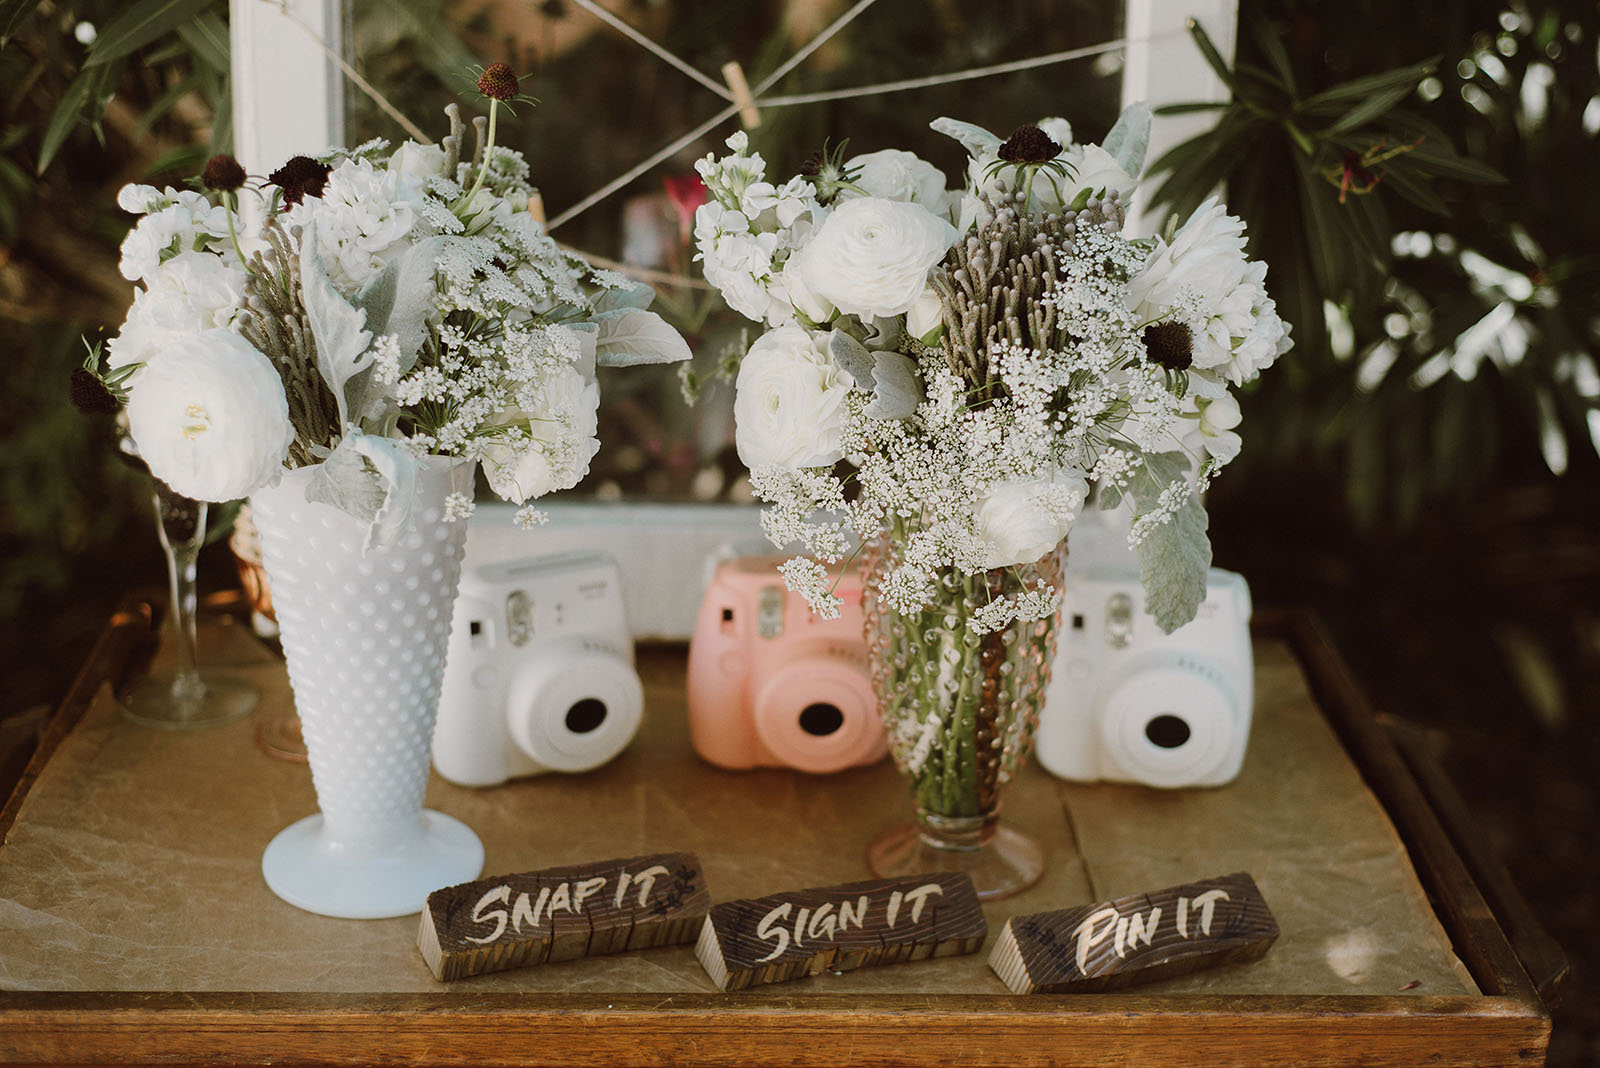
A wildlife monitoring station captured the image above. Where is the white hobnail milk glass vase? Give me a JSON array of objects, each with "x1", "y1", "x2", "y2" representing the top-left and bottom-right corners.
[{"x1": 250, "y1": 455, "x2": 484, "y2": 919}]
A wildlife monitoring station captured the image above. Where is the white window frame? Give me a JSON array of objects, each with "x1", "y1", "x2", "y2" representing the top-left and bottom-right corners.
[{"x1": 229, "y1": 0, "x2": 1238, "y2": 638}]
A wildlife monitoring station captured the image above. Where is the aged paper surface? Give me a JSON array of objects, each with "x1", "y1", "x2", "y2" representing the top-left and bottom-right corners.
[{"x1": 0, "y1": 618, "x2": 1474, "y2": 996}]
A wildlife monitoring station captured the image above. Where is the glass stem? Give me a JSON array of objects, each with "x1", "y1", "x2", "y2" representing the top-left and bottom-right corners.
[{"x1": 152, "y1": 488, "x2": 208, "y2": 706}]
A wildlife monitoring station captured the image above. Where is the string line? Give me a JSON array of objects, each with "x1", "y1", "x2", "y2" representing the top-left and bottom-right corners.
[
  {"x1": 751, "y1": 0, "x2": 882, "y2": 94},
  {"x1": 547, "y1": 103, "x2": 742, "y2": 232},
  {"x1": 567, "y1": 0, "x2": 735, "y2": 101},
  {"x1": 272, "y1": 2, "x2": 432, "y2": 144}
]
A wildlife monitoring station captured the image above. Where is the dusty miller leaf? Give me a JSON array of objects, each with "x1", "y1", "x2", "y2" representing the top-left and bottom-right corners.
[
  {"x1": 1102, "y1": 102, "x2": 1152, "y2": 178},
  {"x1": 930, "y1": 117, "x2": 1002, "y2": 159},
  {"x1": 1136, "y1": 494, "x2": 1212, "y2": 634},
  {"x1": 354, "y1": 236, "x2": 444, "y2": 373},
  {"x1": 1104, "y1": 451, "x2": 1213, "y2": 633},
  {"x1": 862, "y1": 351, "x2": 921, "y2": 420},
  {"x1": 594, "y1": 281, "x2": 655, "y2": 314},
  {"x1": 828, "y1": 329, "x2": 875, "y2": 387},
  {"x1": 304, "y1": 432, "x2": 422, "y2": 553},
  {"x1": 594, "y1": 308, "x2": 692, "y2": 366},
  {"x1": 299, "y1": 231, "x2": 373, "y2": 429}
]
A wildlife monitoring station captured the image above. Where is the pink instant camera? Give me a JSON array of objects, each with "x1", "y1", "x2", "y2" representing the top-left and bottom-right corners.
[{"x1": 687, "y1": 555, "x2": 887, "y2": 774}]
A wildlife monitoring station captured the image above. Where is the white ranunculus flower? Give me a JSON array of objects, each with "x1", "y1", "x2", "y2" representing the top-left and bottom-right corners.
[
  {"x1": 481, "y1": 364, "x2": 601, "y2": 504},
  {"x1": 117, "y1": 190, "x2": 233, "y2": 282},
  {"x1": 289, "y1": 157, "x2": 425, "y2": 293},
  {"x1": 844, "y1": 149, "x2": 949, "y2": 211},
  {"x1": 733, "y1": 325, "x2": 853, "y2": 469},
  {"x1": 975, "y1": 467, "x2": 1089, "y2": 569},
  {"x1": 125, "y1": 330, "x2": 294, "y2": 502},
  {"x1": 906, "y1": 284, "x2": 944, "y2": 343},
  {"x1": 389, "y1": 141, "x2": 446, "y2": 181},
  {"x1": 797, "y1": 197, "x2": 956, "y2": 319},
  {"x1": 108, "y1": 251, "x2": 249, "y2": 368}
]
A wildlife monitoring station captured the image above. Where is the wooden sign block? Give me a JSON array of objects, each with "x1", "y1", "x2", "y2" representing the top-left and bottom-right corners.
[
  {"x1": 696, "y1": 872, "x2": 987, "y2": 991},
  {"x1": 418, "y1": 852, "x2": 708, "y2": 981},
  {"x1": 989, "y1": 872, "x2": 1278, "y2": 994}
]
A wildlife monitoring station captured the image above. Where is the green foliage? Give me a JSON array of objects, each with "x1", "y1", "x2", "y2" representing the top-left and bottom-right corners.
[{"x1": 1149, "y1": 1, "x2": 1600, "y2": 529}]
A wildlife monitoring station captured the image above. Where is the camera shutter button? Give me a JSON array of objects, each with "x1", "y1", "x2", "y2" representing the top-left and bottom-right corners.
[{"x1": 472, "y1": 665, "x2": 500, "y2": 690}]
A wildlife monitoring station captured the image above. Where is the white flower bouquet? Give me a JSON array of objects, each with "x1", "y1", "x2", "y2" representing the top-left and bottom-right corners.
[
  {"x1": 694, "y1": 107, "x2": 1290, "y2": 635},
  {"x1": 694, "y1": 109, "x2": 1291, "y2": 866},
  {"x1": 95, "y1": 64, "x2": 689, "y2": 545}
]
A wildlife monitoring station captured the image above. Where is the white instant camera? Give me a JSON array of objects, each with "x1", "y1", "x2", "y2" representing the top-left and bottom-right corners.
[
  {"x1": 1035, "y1": 509, "x2": 1255, "y2": 789},
  {"x1": 433, "y1": 551, "x2": 644, "y2": 787}
]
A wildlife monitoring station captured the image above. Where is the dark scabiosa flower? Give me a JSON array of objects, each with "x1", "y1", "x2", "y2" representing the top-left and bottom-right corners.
[
  {"x1": 200, "y1": 153, "x2": 246, "y2": 193},
  {"x1": 1143, "y1": 321, "x2": 1195, "y2": 371},
  {"x1": 997, "y1": 124, "x2": 1062, "y2": 164},
  {"x1": 476, "y1": 62, "x2": 521, "y2": 102},
  {"x1": 268, "y1": 155, "x2": 332, "y2": 206},
  {"x1": 69, "y1": 368, "x2": 120, "y2": 415}
]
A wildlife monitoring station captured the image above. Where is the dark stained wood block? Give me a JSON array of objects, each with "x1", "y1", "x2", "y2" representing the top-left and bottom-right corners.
[
  {"x1": 418, "y1": 852, "x2": 708, "y2": 981},
  {"x1": 990, "y1": 872, "x2": 1278, "y2": 994},
  {"x1": 696, "y1": 873, "x2": 987, "y2": 991}
]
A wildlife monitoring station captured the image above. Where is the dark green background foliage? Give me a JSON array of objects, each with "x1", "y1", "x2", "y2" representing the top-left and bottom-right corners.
[{"x1": 0, "y1": 2, "x2": 1596, "y2": 1060}]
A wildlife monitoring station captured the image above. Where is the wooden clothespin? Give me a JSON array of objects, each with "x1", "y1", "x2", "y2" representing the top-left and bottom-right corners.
[
  {"x1": 527, "y1": 190, "x2": 547, "y2": 227},
  {"x1": 721, "y1": 61, "x2": 761, "y2": 129}
]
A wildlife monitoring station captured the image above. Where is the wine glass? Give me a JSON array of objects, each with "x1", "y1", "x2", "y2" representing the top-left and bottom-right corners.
[{"x1": 120, "y1": 483, "x2": 258, "y2": 728}]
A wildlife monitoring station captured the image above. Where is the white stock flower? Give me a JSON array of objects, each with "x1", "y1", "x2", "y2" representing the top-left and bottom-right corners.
[
  {"x1": 481, "y1": 364, "x2": 601, "y2": 504},
  {"x1": 844, "y1": 149, "x2": 949, "y2": 211},
  {"x1": 796, "y1": 197, "x2": 956, "y2": 319},
  {"x1": 125, "y1": 330, "x2": 294, "y2": 501},
  {"x1": 118, "y1": 190, "x2": 233, "y2": 282},
  {"x1": 291, "y1": 156, "x2": 425, "y2": 293},
  {"x1": 1183, "y1": 386, "x2": 1244, "y2": 465},
  {"x1": 774, "y1": 252, "x2": 835, "y2": 325},
  {"x1": 733, "y1": 325, "x2": 853, "y2": 469},
  {"x1": 1127, "y1": 197, "x2": 1291, "y2": 385},
  {"x1": 108, "y1": 251, "x2": 248, "y2": 368},
  {"x1": 975, "y1": 467, "x2": 1089, "y2": 569}
]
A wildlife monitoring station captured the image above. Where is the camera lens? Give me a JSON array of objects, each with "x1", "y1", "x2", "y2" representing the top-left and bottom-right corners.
[
  {"x1": 798, "y1": 702, "x2": 844, "y2": 737},
  {"x1": 565, "y1": 698, "x2": 608, "y2": 735},
  {"x1": 1144, "y1": 713, "x2": 1191, "y2": 749}
]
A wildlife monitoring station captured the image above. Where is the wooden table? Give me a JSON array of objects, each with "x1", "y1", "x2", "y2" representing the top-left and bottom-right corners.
[{"x1": 0, "y1": 598, "x2": 1556, "y2": 1067}]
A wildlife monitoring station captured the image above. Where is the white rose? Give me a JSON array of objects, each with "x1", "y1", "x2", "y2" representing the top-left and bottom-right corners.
[
  {"x1": 733, "y1": 325, "x2": 853, "y2": 469},
  {"x1": 126, "y1": 330, "x2": 294, "y2": 501},
  {"x1": 481, "y1": 364, "x2": 601, "y2": 504},
  {"x1": 389, "y1": 141, "x2": 445, "y2": 181},
  {"x1": 975, "y1": 468, "x2": 1088, "y2": 569},
  {"x1": 108, "y1": 251, "x2": 248, "y2": 368},
  {"x1": 905, "y1": 284, "x2": 943, "y2": 343},
  {"x1": 774, "y1": 251, "x2": 835, "y2": 326},
  {"x1": 844, "y1": 149, "x2": 949, "y2": 211},
  {"x1": 797, "y1": 197, "x2": 956, "y2": 319}
]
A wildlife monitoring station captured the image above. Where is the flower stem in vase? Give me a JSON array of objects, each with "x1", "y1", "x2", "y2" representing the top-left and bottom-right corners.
[
  {"x1": 121, "y1": 484, "x2": 258, "y2": 729},
  {"x1": 865, "y1": 541, "x2": 1063, "y2": 901}
]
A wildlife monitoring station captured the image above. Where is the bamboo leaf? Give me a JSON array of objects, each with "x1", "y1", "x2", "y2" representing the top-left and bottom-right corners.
[
  {"x1": 0, "y1": 0, "x2": 42, "y2": 45},
  {"x1": 84, "y1": 0, "x2": 217, "y2": 66},
  {"x1": 1293, "y1": 157, "x2": 1349, "y2": 292},
  {"x1": 1249, "y1": 16, "x2": 1297, "y2": 92},
  {"x1": 175, "y1": 12, "x2": 229, "y2": 73},
  {"x1": 1300, "y1": 59, "x2": 1438, "y2": 110},
  {"x1": 1380, "y1": 164, "x2": 1449, "y2": 215},
  {"x1": 1326, "y1": 85, "x2": 1414, "y2": 133},
  {"x1": 36, "y1": 68, "x2": 95, "y2": 175},
  {"x1": 132, "y1": 73, "x2": 202, "y2": 139},
  {"x1": 1187, "y1": 19, "x2": 1239, "y2": 94},
  {"x1": 1152, "y1": 101, "x2": 1231, "y2": 116}
]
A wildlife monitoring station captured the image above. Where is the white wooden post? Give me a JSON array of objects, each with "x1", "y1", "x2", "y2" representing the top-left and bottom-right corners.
[
  {"x1": 1120, "y1": 0, "x2": 1239, "y2": 231},
  {"x1": 229, "y1": 0, "x2": 345, "y2": 174}
]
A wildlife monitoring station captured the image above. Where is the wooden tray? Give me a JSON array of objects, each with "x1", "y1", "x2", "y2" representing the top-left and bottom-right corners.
[{"x1": 0, "y1": 597, "x2": 1555, "y2": 1067}]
